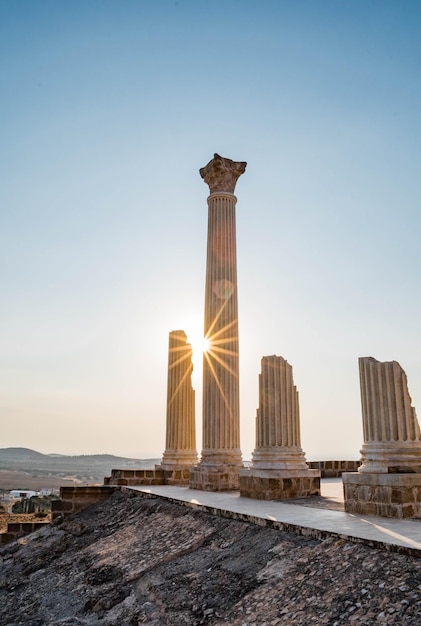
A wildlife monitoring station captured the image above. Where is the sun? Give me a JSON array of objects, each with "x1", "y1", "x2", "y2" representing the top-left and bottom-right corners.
[
  {"x1": 176, "y1": 313, "x2": 209, "y2": 374},
  {"x1": 200, "y1": 336, "x2": 211, "y2": 354},
  {"x1": 188, "y1": 330, "x2": 210, "y2": 363}
]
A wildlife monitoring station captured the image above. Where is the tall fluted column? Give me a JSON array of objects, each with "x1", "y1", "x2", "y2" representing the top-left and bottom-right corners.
[
  {"x1": 358, "y1": 356, "x2": 421, "y2": 473},
  {"x1": 190, "y1": 153, "x2": 246, "y2": 491},
  {"x1": 161, "y1": 330, "x2": 198, "y2": 468},
  {"x1": 201, "y1": 192, "x2": 241, "y2": 462}
]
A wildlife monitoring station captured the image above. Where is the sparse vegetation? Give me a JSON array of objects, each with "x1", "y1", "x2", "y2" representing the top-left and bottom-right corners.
[{"x1": 12, "y1": 495, "x2": 59, "y2": 515}]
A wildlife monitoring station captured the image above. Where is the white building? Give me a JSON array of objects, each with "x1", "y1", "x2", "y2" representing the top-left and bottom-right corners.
[{"x1": 10, "y1": 490, "x2": 37, "y2": 499}]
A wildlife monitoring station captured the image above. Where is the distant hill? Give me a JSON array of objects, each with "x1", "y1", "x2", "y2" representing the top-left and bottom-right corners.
[
  {"x1": 0, "y1": 448, "x2": 156, "y2": 463},
  {"x1": 0, "y1": 447, "x2": 46, "y2": 460},
  {"x1": 0, "y1": 448, "x2": 160, "y2": 489}
]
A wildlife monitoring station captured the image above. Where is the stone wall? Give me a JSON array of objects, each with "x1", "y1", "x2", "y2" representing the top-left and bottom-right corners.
[
  {"x1": 0, "y1": 521, "x2": 50, "y2": 545},
  {"x1": 308, "y1": 460, "x2": 361, "y2": 477},
  {"x1": 51, "y1": 486, "x2": 118, "y2": 519},
  {"x1": 104, "y1": 468, "x2": 165, "y2": 486},
  {"x1": 104, "y1": 467, "x2": 192, "y2": 487},
  {"x1": 105, "y1": 461, "x2": 361, "y2": 487}
]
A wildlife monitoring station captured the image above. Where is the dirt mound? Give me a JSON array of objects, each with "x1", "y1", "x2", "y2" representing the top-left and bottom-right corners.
[{"x1": 0, "y1": 490, "x2": 420, "y2": 625}]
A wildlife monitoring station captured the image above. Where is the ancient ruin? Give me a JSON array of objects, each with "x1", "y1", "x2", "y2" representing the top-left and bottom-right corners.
[
  {"x1": 240, "y1": 355, "x2": 320, "y2": 499},
  {"x1": 189, "y1": 154, "x2": 246, "y2": 491},
  {"x1": 159, "y1": 330, "x2": 198, "y2": 480},
  {"x1": 343, "y1": 357, "x2": 421, "y2": 518},
  {"x1": 106, "y1": 330, "x2": 196, "y2": 487}
]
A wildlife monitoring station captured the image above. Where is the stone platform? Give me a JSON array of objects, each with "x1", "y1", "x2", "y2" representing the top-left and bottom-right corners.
[
  {"x1": 239, "y1": 468, "x2": 320, "y2": 499},
  {"x1": 126, "y1": 480, "x2": 421, "y2": 554},
  {"x1": 343, "y1": 472, "x2": 421, "y2": 519}
]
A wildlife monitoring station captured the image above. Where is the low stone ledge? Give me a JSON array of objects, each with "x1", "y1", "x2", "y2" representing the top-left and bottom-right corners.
[
  {"x1": 308, "y1": 460, "x2": 361, "y2": 477},
  {"x1": 343, "y1": 472, "x2": 421, "y2": 519},
  {"x1": 104, "y1": 466, "x2": 192, "y2": 487},
  {"x1": 105, "y1": 461, "x2": 360, "y2": 486},
  {"x1": 52, "y1": 486, "x2": 119, "y2": 519},
  {"x1": 0, "y1": 521, "x2": 50, "y2": 545}
]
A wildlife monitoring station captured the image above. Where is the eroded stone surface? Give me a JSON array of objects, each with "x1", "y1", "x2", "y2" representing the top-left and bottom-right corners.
[{"x1": 1, "y1": 490, "x2": 421, "y2": 625}]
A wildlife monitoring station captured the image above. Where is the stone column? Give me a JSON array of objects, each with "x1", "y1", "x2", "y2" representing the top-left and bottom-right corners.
[
  {"x1": 161, "y1": 330, "x2": 198, "y2": 471},
  {"x1": 240, "y1": 356, "x2": 320, "y2": 499},
  {"x1": 357, "y1": 356, "x2": 421, "y2": 473},
  {"x1": 343, "y1": 357, "x2": 421, "y2": 518},
  {"x1": 190, "y1": 154, "x2": 246, "y2": 491},
  {"x1": 105, "y1": 330, "x2": 197, "y2": 488},
  {"x1": 252, "y1": 355, "x2": 308, "y2": 469}
]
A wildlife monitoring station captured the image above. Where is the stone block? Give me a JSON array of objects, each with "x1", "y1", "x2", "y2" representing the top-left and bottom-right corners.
[
  {"x1": 239, "y1": 469, "x2": 320, "y2": 500},
  {"x1": 343, "y1": 472, "x2": 421, "y2": 519},
  {"x1": 374, "y1": 486, "x2": 390, "y2": 503},
  {"x1": 189, "y1": 465, "x2": 240, "y2": 491},
  {"x1": 7, "y1": 523, "x2": 21, "y2": 533}
]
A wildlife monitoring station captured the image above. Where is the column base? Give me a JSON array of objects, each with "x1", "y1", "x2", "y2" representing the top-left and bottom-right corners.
[
  {"x1": 160, "y1": 450, "x2": 198, "y2": 467},
  {"x1": 157, "y1": 464, "x2": 193, "y2": 486},
  {"x1": 251, "y1": 446, "x2": 309, "y2": 470},
  {"x1": 343, "y1": 472, "x2": 421, "y2": 519},
  {"x1": 189, "y1": 463, "x2": 241, "y2": 491},
  {"x1": 239, "y1": 468, "x2": 321, "y2": 500},
  {"x1": 358, "y1": 442, "x2": 421, "y2": 474}
]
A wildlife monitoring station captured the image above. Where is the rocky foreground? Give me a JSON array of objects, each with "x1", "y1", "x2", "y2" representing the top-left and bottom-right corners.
[{"x1": 1, "y1": 490, "x2": 421, "y2": 625}]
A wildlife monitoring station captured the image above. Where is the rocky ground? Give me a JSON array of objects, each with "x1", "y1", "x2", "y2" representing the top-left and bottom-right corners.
[{"x1": 1, "y1": 489, "x2": 421, "y2": 625}]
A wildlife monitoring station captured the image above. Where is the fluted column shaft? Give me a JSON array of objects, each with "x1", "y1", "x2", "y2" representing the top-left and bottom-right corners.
[
  {"x1": 161, "y1": 330, "x2": 197, "y2": 466},
  {"x1": 256, "y1": 356, "x2": 300, "y2": 448},
  {"x1": 201, "y1": 192, "x2": 241, "y2": 465},
  {"x1": 251, "y1": 355, "x2": 308, "y2": 470},
  {"x1": 358, "y1": 356, "x2": 421, "y2": 473},
  {"x1": 360, "y1": 357, "x2": 419, "y2": 443}
]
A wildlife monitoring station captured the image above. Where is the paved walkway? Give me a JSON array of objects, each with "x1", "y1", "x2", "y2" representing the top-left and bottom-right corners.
[{"x1": 128, "y1": 479, "x2": 421, "y2": 554}]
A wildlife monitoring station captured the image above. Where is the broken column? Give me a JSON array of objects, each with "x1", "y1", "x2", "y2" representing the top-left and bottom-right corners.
[
  {"x1": 159, "y1": 330, "x2": 198, "y2": 483},
  {"x1": 240, "y1": 355, "x2": 320, "y2": 499},
  {"x1": 105, "y1": 330, "x2": 197, "y2": 487},
  {"x1": 343, "y1": 357, "x2": 421, "y2": 518},
  {"x1": 189, "y1": 154, "x2": 246, "y2": 491}
]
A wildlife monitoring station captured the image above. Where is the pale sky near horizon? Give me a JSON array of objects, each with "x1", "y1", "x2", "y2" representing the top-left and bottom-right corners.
[{"x1": 1, "y1": 0, "x2": 420, "y2": 461}]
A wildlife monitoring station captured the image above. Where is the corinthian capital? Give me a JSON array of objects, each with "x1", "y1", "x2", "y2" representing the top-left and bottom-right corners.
[{"x1": 200, "y1": 153, "x2": 247, "y2": 194}]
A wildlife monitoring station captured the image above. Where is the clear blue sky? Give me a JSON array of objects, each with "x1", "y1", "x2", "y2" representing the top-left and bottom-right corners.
[{"x1": 1, "y1": 0, "x2": 420, "y2": 460}]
